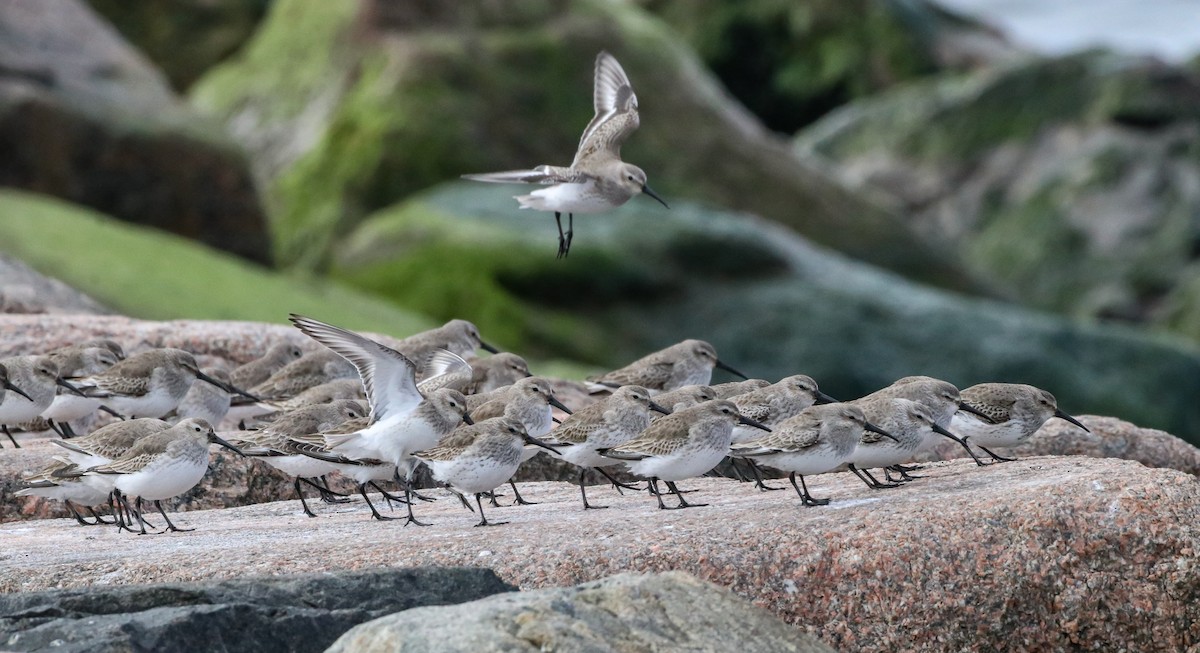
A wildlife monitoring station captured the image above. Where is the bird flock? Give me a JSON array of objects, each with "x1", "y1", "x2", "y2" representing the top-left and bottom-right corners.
[{"x1": 6, "y1": 314, "x2": 1090, "y2": 532}]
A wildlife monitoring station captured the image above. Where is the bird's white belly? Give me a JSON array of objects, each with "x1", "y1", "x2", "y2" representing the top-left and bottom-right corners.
[
  {"x1": 114, "y1": 456, "x2": 208, "y2": 500},
  {"x1": 627, "y1": 444, "x2": 728, "y2": 481},
  {"x1": 17, "y1": 481, "x2": 110, "y2": 506},
  {"x1": 108, "y1": 387, "x2": 180, "y2": 419},
  {"x1": 556, "y1": 443, "x2": 615, "y2": 469},
  {"x1": 0, "y1": 394, "x2": 52, "y2": 423},
  {"x1": 428, "y1": 458, "x2": 520, "y2": 495},
  {"x1": 951, "y1": 414, "x2": 1030, "y2": 448},
  {"x1": 517, "y1": 182, "x2": 620, "y2": 214},
  {"x1": 42, "y1": 394, "x2": 102, "y2": 422},
  {"x1": 331, "y1": 462, "x2": 396, "y2": 485},
  {"x1": 753, "y1": 448, "x2": 848, "y2": 477},
  {"x1": 849, "y1": 442, "x2": 909, "y2": 470},
  {"x1": 262, "y1": 455, "x2": 338, "y2": 478}
]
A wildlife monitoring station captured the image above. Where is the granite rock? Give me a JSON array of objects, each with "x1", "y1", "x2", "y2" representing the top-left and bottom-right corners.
[
  {"x1": 326, "y1": 572, "x2": 832, "y2": 653},
  {"x1": 0, "y1": 456, "x2": 1197, "y2": 652},
  {"x1": 0, "y1": 567, "x2": 515, "y2": 653}
]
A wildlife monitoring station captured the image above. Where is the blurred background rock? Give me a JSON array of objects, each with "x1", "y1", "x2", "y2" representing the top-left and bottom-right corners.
[{"x1": 3, "y1": 0, "x2": 1200, "y2": 440}]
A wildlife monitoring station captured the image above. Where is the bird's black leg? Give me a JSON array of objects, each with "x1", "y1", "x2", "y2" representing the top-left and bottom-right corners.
[
  {"x1": 849, "y1": 464, "x2": 900, "y2": 489},
  {"x1": 580, "y1": 469, "x2": 607, "y2": 510},
  {"x1": 596, "y1": 467, "x2": 640, "y2": 493},
  {"x1": 294, "y1": 477, "x2": 317, "y2": 518},
  {"x1": 748, "y1": 460, "x2": 784, "y2": 491},
  {"x1": 402, "y1": 485, "x2": 431, "y2": 527},
  {"x1": 2, "y1": 425, "x2": 19, "y2": 448},
  {"x1": 155, "y1": 500, "x2": 193, "y2": 532},
  {"x1": 789, "y1": 472, "x2": 831, "y2": 506},
  {"x1": 508, "y1": 480, "x2": 536, "y2": 506},
  {"x1": 87, "y1": 506, "x2": 114, "y2": 525},
  {"x1": 316, "y1": 475, "x2": 351, "y2": 502},
  {"x1": 565, "y1": 213, "x2": 574, "y2": 257},
  {"x1": 555, "y1": 212, "x2": 567, "y2": 259},
  {"x1": 486, "y1": 490, "x2": 502, "y2": 508},
  {"x1": 359, "y1": 484, "x2": 399, "y2": 521},
  {"x1": 64, "y1": 500, "x2": 91, "y2": 526},
  {"x1": 473, "y1": 493, "x2": 509, "y2": 527},
  {"x1": 667, "y1": 481, "x2": 708, "y2": 509},
  {"x1": 979, "y1": 445, "x2": 1017, "y2": 463}
]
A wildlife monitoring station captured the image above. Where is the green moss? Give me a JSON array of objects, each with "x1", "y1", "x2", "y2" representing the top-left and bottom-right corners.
[
  {"x1": 189, "y1": 0, "x2": 359, "y2": 120},
  {"x1": 0, "y1": 190, "x2": 430, "y2": 335}
]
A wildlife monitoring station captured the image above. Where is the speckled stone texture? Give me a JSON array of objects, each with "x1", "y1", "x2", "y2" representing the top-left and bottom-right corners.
[
  {"x1": 922, "y1": 414, "x2": 1200, "y2": 475},
  {"x1": 326, "y1": 572, "x2": 832, "y2": 653},
  {"x1": 0, "y1": 456, "x2": 1196, "y2": 652}
]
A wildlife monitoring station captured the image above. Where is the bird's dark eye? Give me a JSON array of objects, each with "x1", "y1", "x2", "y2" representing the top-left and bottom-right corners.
[
  {"x1": 627, "y1": 175, "x2": 634, "y2": 181},
  {"x1": 532, "y1": 387, "x2": 541, "y2": 393}
]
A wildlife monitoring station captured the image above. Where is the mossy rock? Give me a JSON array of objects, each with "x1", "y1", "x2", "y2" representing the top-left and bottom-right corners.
[
  {"x1": 797, "y1": 50, "x2": 1200, "y2": 340},
  {"x1": 0, "y1": 190, "x2": 429, "y2": 336},
  {"x1": 639, "y1": 0, "x2": 1012, "y2": 133},
  {"x1": 84, "y1": 0, "x2": 271, "y2": 91},
  {"x1": 191, "y1": 0, "x2": 972, "y2": 291},
  {"x1": 0, "y1": 0, "x2": 271, "y2": 264},
  {"x1": 334, "y1": 181, "x2": 1200, "y2": 439}
]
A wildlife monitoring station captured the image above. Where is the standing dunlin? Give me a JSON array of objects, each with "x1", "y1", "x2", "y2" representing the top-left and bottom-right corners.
[
  {"x1": 650, "y1": 385, "x2": 716, "y2": 418},
  {"x1": 952, "y1": 383, "x2": 1090, "y2": 462},
  {"x1": 468, "y1": 377, "x2": 572, "y2": 505},
  {"x1": 84, "y1": 418, "x2": 243, "y2": 533},
  {"x1": 290, "y1": 314, "x2": 472, "y2": 525},
  {"x1": 244, "y1": 349, "x2": 358, "y2": 402},
  {"x1": 726, "y1": 375, "x2": 836, "y2": 490},
  {"x1": 230, "y1": 342, "x2": 305, "y2": 389},
  {"x1": 463, "y1": 51, "x2": 669, "y2": 258},
  {"x1": 731, "y1": 403, "x2": 882, "y2": 506},
  {"x1": 413, "y1": 417, "x2": 558, "y2": 526},
  {"x1": 74, "y1": 349, "x2": 245, "y2": 419},
  {"x1": 0, "y1": 356, "x2": 70, "y2": 448},
  {"x1": 586, "y1": 339, "x2": 747, "y2": 394},
  {"x1": 171, "y1": 367, "x2": 233, "y2": 427},
  {"x1": 52, "y1": 418, "x2": 173, "y2": 470},
  {"x1": 37, "y1": 344, "x2": 123, "y2": 437},
  {"x1": 600, "y1": 400, "x2": 770, "y2": 509},
  {"x1": 235, "y1": 399, "x2": 368, "y2": 517},
  {"x1": 395, "y1": 319, "x2": 499, "y2": 363},
  {"x1": 847, "y1": 398, "x2": 944, "y2": 489},
  {"x1": 548, "y1": 385, "x2": 668, "y2": 509},
  {"x1": 251, "y1": 378, "x2": 366, "y2": 419},
  {"x1": 859, "y1": 376, "x2": 990, "y2": 466},
  {"x1": 464, "y1": 353, "x2": 533, "y2": 394}
]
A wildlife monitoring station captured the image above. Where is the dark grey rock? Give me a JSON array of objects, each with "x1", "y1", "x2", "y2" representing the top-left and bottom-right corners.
[
  {"x1": 0, "y1": 254, "x2": 110, "y2": 315},
  {"x1": 0, "y1": 567, "x2": 515, "y2": 653},
  {"x1": 325, "y1": 571, "x2": 834, "y2": 653}
]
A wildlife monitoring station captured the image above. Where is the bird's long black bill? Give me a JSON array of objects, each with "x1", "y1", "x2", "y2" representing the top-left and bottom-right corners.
[
  {"x1": 209, "y1": 433, "x2": 246, "y2": 457},
  {"x1": 462, "y1": 412, "x2": 474, "y2": 425},
  {"x1": 4, "y1": 379, "x2": 32, "y2": 402},
  {"x1": 56, "y1": 378, "x2": 86, "y2": 397},
  {"x1": 1054, "y1": 410, "x2": 1090, "y2": 433},
  {"x1": 715, "y1": 359, "x2": 749, "y2": 380},
  {"x1": 548, "y1": 396, "x2": 573, "y2": 414},
  {"x1": 196, "y1": 371, "x2": 260, "y2": 402},
  {"x1": 932, "y1": 423, "x2": 969, "y2": 446},
  {"x1": 641, "y1": 184, "x2": 669, "y2": 209},
  {"x1": 479, "y1": 341, "x2": 501, "y2": 354},
  {"x1": 648, "y1": 401, "x2": 671, "y2": 415},
  {"x1": 814, "y1": 390, "x2": 838, "y2": 405},
  {"x1": 957, "y1": 402, "x2": 995, "y2": 423},
  {"x1": 866, "y1": 421, "x2": 900, "y2": 442},
  {"x1": 738, "y1": 415, "x2": 771, "y2": 432},
  {"x1": 523, "y1": 434, "x2": 560, "y2": 455}
]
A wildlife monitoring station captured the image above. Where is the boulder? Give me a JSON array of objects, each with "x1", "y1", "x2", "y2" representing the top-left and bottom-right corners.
[
  {"x1": 84, "y1": 0, "x2": 271, "y2": 91},
  {"x1": 641, "y1": 0, "x2": 1020, "y2": 133},
  {"x1": 0, "y1": 567, "x2": 515, "y2": 653},
  {"x1": 0, "y1": 254, "x2": 109, "y2": 315},
  {"x1": 190, "y1": 0, "x2": 968, "y2": 289},
  {"x1": 326, "y1": 572, "x2": 832, "y2": 653},
  {"x1": 0, "y1": 0, "x2": 270, "y2": 263},
  {"x1": 797, "y1": 50, "x2": 1200, "y2": 341},
  {"x1": 0, "y1": 456, "x2": 1197, "y2": 652},
  {"x1": 330, "y1": 182, "x2": 1200, "y2": 439}
]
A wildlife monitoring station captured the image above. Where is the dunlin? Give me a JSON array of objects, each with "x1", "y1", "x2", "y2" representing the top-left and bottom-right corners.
[
  {"x1": 859, "y1": 376, "x2": 990, "y2": 466},
  {"x1": 548, "y1": 385, "x2": 668, "y2": 509},
  {"x1": 847, "y1": 398, "x2": 941, "y2": 489},
  {"x1": 463, "y1": 51, "x2": 668, "y2": 258},
  {"x1": 52, "y1": 417, "x2": 173, "y2": 470},
  {"x1": 0, "y1": 356, "x2": 71, "y2": 448},
  {"x1": 243, "y1": 349, "x2": 358, "y2": 403},
  {"x1": 236, "y1": 399, "x2": 368, "y2": 517},
  {"x1": 586, "y1": 339, "x2": 747, "y2": 394},
  {"x1": 413, "y1": 416, "x2": 558, "y2": 526},
  {"x1": 395, "y1": 319, "x2": 499, "y2": 362},
  {"x1": 30, "y1": 345, "x2": 121, "y2": 437},
  {"x1": 415, "y1": 350, "x2": 474, "y2": 394},
  {"x1": 952, "y1": 383, "x2": 1090, "y2": 462},
  {"x1": 74, "y1": 348, "x2": 245, "y2": 419},
  {"x1": 709, "y1": 378, "x2": 771, "y2": 399},
  {"x1": 171, "y1": 366, "x2": 232, "y2": 427},
  {"x1": 600, "y1": 400, "x2": 769, "y2": 509},
  {"x1": 75, "y1": 338, "x2": 126, "y2": 360},
  {"x1": 464, "y1": 352, "x2": 533, "y2": 394},
  {"x1": 230, "y1": 342, "x2": 305, "y2": 389},
  {"x1": 16, "y1": 460, "x2": 113, "y2": 526},
  {"x1": 727, "y1": 375, "x2": 836, "y2": 489},
  {"x1": 730, "y1": 403, "x2": 877, "y2": 506},
  {"x1": 649, "y1": 385, "x2": 716, "y2": 418},
  {"x1": 251, "y1": 378, "x2": 366, "y2": 419},
  {"x1": 468, "y1": 377, "x2": 572, "y2": 505},
  {"x1": 84, "y1": 418, "x2": 243, "y2": 533}
]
